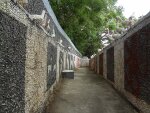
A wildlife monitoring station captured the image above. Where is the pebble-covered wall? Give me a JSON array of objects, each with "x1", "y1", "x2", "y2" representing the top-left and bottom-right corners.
[
  {"x1": 89, "y1": 12, "x2": 150, "y2": 113},
  {"x1": 0, "y1": 11, "x2": 27, "y2": 113},
  {"x1": 0, "y1": 0, "x2": 82, "y2": 113},
  {"x1": 124, "y1": 24, "x2": 150, "y2": 104}
]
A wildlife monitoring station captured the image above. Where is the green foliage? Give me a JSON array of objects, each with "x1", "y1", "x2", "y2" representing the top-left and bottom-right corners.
[{"x1": 50, "y1": 0, "x2": 124, "y2": 57}]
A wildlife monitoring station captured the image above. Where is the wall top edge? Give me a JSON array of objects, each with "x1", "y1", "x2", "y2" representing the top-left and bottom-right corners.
[{"x1": 42, "y1": 0, "x2": 81, "y2": 56}]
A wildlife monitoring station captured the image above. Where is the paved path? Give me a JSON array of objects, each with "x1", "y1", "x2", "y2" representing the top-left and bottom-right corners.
[{"x1": 48, "y1": 68, "x2": 138, "y2": 113}]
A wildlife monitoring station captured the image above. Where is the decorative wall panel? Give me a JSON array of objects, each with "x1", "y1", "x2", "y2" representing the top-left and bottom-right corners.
[
  {"x1": 0, "y1": 11, "x2": 27, "y2": 113},
  {"x1": 124, "y1": 24, "x2": 150, "y2": 104},
  {"x1": 24, "y1": 0, "x2": 45, "y2": 15},
  {"x1": 47, "y1": 42, "x2": 57, "y2": 89}
]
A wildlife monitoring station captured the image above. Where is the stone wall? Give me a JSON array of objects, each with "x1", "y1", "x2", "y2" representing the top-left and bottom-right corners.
[
  {"x1": 89, "y1": 12, "x2": 150, "y2": 113},
  {"x1": 0, "y1": 0, "x2": 81, "y2": 113},
  {"x1": 0, "y1": 11, "x2": 27, "y2": 113}
]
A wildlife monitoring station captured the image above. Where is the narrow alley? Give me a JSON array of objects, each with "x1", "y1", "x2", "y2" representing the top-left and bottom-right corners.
[
  {"x1": 48, "y1": 68, "x2": 138, "y2": 113},
  {"x1": 0, "y1": 1, "x2": 150, "y2": 113}
]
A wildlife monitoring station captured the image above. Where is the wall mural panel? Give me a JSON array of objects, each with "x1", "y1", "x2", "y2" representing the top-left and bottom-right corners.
[
  {"x1": 107, "y1": 47, "x2": 114, "y2": 82},
  {"x1": 0, "y1": 11, "x2": 27, "y2": 113},
  {"x1": 124, "y1": 24, "x2": 150, "y2": 104},
  {"x1": 47, "y1": 42, "x2": 57, "y2": 90},
  {"x1": 19, "y1": 0, "x2": 81, "y2": 57}
]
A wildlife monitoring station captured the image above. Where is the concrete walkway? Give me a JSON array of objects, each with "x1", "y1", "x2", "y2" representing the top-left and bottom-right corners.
[{"x1": 48, "y1": 68, "x2": 138, "y2": 113}]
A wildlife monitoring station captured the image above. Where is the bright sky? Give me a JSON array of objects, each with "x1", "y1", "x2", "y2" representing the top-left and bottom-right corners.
[{"x1": 116, "y1": 0, "x2": 150, "y2": 18}]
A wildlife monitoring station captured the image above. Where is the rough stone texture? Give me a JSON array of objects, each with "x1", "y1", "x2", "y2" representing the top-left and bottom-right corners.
[
  {"x1": 106, "y1": 47, "x2": 114, "y2": 82},
  {"x1": 0, "y1": 0, "x2": 81, "y2": 113},
  {"x1": 25, "y1": 25, "x2": 48, "y2": 113},
  {"x1": 0, "y1": 0, "x2": 29, "y2": 26},
  {"x1": 114, "y1": 40, "x2": 124, "y2": 92},
  {"x1": 24, "y1": 0, "x2": 45, "y2": 15},
  {"x1": 89, "y1": 12, "x2": 150, "y2": 113},
  {"x1": 0, "y1": 11, "x2": 27, "y2": 113}
]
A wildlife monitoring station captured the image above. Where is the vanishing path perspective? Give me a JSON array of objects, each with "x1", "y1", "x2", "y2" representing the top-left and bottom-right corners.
[{"x1": 48, "y1": 68, "x2": 138, "y2": 113}]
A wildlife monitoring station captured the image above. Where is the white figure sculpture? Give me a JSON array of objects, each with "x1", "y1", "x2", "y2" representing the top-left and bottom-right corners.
[{"x1": 51, "y1": 26, "x2": 55, "y2": 38}]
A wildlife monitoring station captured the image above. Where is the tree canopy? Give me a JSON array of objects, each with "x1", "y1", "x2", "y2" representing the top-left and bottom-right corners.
[{"x1": 50, "y1": 0, "x2": 125, "y2": 57}]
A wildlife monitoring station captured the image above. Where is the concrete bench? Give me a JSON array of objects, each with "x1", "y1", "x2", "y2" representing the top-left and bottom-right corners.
[{"x1": 62, "y1": 70, "x2": 74, "y2": 79}]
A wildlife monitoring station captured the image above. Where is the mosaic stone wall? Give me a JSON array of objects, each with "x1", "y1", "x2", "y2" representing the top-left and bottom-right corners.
[
  {"x1": 24, "y1": 0, "x2": 45, "y2": 15},
  {"x1": 89, "y1": 12, "x2": 150, "y2": 113},
  {"x1": 124, "y1": 24, "x2": 150, "y2": 104},
  {"x1": 0, "y1": 11, "x2": 27, "y2": 113},
  {"x1": 24, "y1": 0, "x2": 81, "y2": 57},
  {"x1": 0, "y1": 0, "x2": 81, "y2": 113},
  {"x1": 107, "y1": 47, "x2": 114, "y2": 82},
  {"x1": 47, "y1": 42, "x2": 57, "y2": 90}
]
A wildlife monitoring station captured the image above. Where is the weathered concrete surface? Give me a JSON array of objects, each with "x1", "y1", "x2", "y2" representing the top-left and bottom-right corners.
[{"x1": 47, "y1": 68, "x2": 138, "y2": 113}]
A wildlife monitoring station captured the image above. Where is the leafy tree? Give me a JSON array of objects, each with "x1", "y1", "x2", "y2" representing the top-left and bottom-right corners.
[{"x1": 50, "y1": 0, "x2": 124, "y2": 57}]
